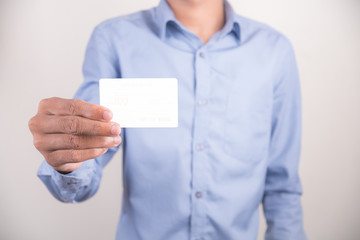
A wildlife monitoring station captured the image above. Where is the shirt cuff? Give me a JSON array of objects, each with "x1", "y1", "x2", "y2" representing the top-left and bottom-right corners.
[{"x1": 37, "y1": 160, "x2": 98, "y2": 202}]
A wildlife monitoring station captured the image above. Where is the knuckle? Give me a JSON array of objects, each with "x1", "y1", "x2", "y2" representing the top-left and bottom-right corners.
[
  {"x1": 33, "y1": 137, "x2": 42, "y2": 150},
  {"x1": 102, "y1": 137, "x2": 110, "y2": 145},
  {"x1": 28, "y1": 115, "x2": 42, "y2": 133},
  {"x1": 39, "y1": 98, "x2": 57, "y2": 115},
  {"x1": 69, "y1": 99, "x2": 79, "y2": 116},
  {"x1": 28, "y1": 116, "x2": 36, "y2": 131},
  {"x1": 92, "y1": 122, "x2": 101, "y2": 134},
  {"x1": 69, "y1": 135, "x2": 81, "y2": 149},
  {"x1": 97, "y1": 137, "x2": 108, "y2": 147},
  {"x1": 91, "y1": 105, "x2": 102, "y2": 118},
  {"x1": 65, "y1": 117, "x2": 81, "y2": 134},
  {"x1": 38, "y1": 98, "x2": 48, "y2": 109},
  {"x1": 69, "y1": 99, "x2": 84, "y2": 116}
]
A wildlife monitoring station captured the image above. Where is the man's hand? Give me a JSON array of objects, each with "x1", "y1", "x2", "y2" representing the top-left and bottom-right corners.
[{"x1": 29, "y1": 97, "x2": 121, "y2": 173}]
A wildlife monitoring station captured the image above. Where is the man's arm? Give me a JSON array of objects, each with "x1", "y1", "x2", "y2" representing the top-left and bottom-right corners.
[
  {"x1": 30, "y1": 24, "x2": 122, "y2": 203},
  {"x1": 263, "y1": 39, "x2": 307, "y2": 239}
]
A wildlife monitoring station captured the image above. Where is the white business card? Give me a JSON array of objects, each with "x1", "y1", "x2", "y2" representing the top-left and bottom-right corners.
[{"x1": 99, "y1": 78, "x2": 178, "y2": 128}]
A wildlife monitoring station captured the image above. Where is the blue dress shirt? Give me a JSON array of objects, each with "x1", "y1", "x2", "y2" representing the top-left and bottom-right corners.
[{"x1": 37, "y1": 0, "x2": 306, "y2": 239}]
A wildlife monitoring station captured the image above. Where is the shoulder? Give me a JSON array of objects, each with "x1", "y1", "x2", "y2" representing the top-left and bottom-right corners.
[
  {"x1": 92, "y1": 8, "x2": 156, "y2": 36},
  {"x1": 235, "y1": 14, "x2": 293, "y2": 52}
]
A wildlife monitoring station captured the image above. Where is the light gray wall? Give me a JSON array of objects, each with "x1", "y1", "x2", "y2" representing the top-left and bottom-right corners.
[{"x1": 0, "y1": 0, "x2": 359, "y2": 239}]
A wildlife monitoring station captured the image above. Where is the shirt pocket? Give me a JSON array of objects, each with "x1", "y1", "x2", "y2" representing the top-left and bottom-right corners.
[{"x1": 223, "y1": 93, "x2": 271, "y2": 164}]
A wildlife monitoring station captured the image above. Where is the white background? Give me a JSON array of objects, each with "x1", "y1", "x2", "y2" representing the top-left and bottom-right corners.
[{"x1": 0, "y1": 0, "x2": 359, "y2": 239}]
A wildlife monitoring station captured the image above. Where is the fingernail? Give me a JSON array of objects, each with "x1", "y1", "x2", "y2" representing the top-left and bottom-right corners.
[
  {"x1": 111, "y1": 124, "x2": 121, "y2": 135},
  {"x1": 114, "y1": 136, "x2": 121, "y2": 145},
  {"x1": 103, "y1": 110, "x2": 113, "y2": 121}
]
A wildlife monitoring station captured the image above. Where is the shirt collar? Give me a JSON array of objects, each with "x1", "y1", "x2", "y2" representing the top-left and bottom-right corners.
[
  {"x1": 222, "y1": 0, "x2": 241, "y2": 41},
  {"x1": 155, "y1": 0, "x2": 241, "y2": 42}
]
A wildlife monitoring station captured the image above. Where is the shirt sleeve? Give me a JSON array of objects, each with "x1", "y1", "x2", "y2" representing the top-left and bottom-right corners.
[
  {"x1": 263, "y1": 38, "x2": 307, "y2": 239},
  {"x1": 37, "y1": 24, "x2": 122, "y2": 203}
]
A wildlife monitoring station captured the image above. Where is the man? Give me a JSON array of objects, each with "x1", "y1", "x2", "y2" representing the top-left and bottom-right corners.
[{"x1": 28, "y1": 0, "x2": 307, "y2": 239}]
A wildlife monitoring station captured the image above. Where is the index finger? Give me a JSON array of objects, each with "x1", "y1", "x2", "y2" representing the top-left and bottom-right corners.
[{"x1": 38, "y1": 97, "x2": 113, "y2": 122}]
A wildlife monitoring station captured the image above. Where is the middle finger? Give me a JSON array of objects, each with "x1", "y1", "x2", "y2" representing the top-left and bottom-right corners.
[{"x1": 35, "y1": 134, "x2": 122, "y2": 151}]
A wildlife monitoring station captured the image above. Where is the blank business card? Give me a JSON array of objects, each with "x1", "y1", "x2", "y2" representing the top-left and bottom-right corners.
[{"x1": 99, "y1": 78, "x2": 178, "y2": 128}]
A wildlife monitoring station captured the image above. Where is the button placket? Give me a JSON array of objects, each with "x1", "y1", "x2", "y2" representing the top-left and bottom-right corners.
[{"x1": 190, "y1": 47, "x2": 210, "y2": 240}]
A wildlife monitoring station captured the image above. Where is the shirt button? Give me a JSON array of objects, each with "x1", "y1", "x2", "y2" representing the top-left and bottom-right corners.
[
  {"x1": 196, "y1": 144, "x2": 204, "y2": 151},
  {"x1": 199, "y1": 52, "x2": 205, "y2": 58},
  {"x1": 195, "y1": 191, "x2": 202, "y2": 198},
  {"x1": 198, "y1": 99, "x2": 207, "y2": 105}
]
